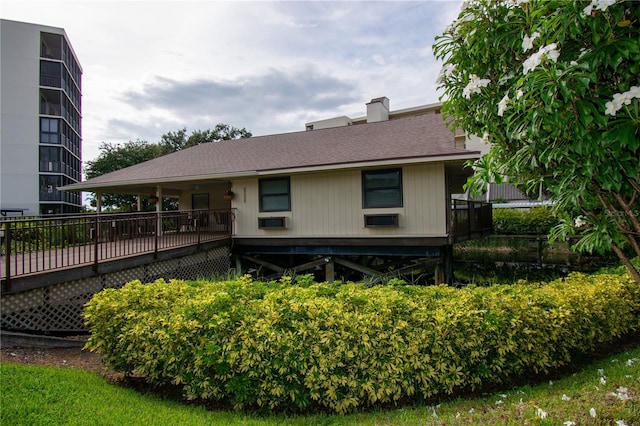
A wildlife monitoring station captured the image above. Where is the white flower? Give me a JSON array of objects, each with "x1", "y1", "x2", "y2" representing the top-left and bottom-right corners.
[
  {"x1": 536, "y1": 408, "x2": 548, "y2": 419},
  {"x1": 590, "y1": 407, "x2": 597, "y2": 418},
  {"x1": 523, "y1": 43, "x2": 561, "y2": 74},
  {"x1": 436, "y1": 64, "x2": 456, "y2": 84},
  {"x1": 564, "y1": 422, "x2": 576, "y2": 426},
  {"x1": 495, "y1": 400, "x2": 504, "y2": 405},
  {"x1": 523, "y1": 51, "x2": 543, "y2": 74},
  {"x1": 627, "y1": 358, "x2": 638, "y2": 366},
  {"x1": 628, "y1": 86, "x2": 640, "y2": 98},
  {"x1": 613, "y1": 92, "x2": 631, "y2": 106},
  {"x1": 605, "y1": 101, "x2": 618, "y2": 116},
  {"x1": 469, "y1": 408, "x2": 475, "y2": 414},
  {"x1": 570, "y1": 60, "x2": 579, "y2": 66},
  {"x1": 499, "y1": 393, "x2": 507, "y2": 398},
  {"x1": 583, "y1": 3, "x2": 594, "y2": 15},
  {"x1": 614, "y1": 386, "x2": 632, "y2": 401},
  {"x1": 616, "y1": 421, "x2": 627, "y2": 426},
  {"x1": 498, "y1": 93, "x2": 510, "y2": 117},
  {"x1": 549, "y1": 380, "x2": 553, "y2": 386},
  {"x1": 598, "y1": 368, "x2": 605, "y2": 376},
  {"x1": 600, "y1": 376, "x2": 607, "y2": 385},
  {"x1": 522, "y1": 31, "x2": 540, "y2": 52},
  {"x1": 575, "y1": 216, "x2": 586, "y2": 228},
  {"x1": 584, "y1": 0, "x2": 616, "y2": 15},
  {"x1": 595, "y1": 0, "x2": 616, "y2": 11},
  {"x1": 545, "y1": 45, "x2": 560, "y2": 62},
  {"x1": 463, "y1": 74, "x2": 491, "y2": 100},
  {"x1": 562, "y1": 394, "x2": 571, "y2": 401},
  {"x1": 516, "y1": 89, "x2": 524, "y2": 99}
]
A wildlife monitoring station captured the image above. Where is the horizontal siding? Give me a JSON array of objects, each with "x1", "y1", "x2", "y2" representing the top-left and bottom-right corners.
[{"x1": 232, "y1": 163, "x2": 447, "y2": 238}]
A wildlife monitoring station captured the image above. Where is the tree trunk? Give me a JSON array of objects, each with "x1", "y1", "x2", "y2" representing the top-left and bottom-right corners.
[{"x1": 611, "y1": 244, "x2": 640, "y2": 284}]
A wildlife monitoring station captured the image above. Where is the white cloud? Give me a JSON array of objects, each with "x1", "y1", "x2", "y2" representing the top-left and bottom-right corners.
[{"x1": 2, "y1": 0, "x2": 463, "y2": 163}]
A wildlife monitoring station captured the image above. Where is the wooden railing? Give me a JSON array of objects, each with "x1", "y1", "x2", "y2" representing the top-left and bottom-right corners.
[
  {"x1": 1, "y1": 209, "x2": 233, "y2": 285},
  {"x1": 451, "y1": 200, "x2": 493, "y2": 242}
]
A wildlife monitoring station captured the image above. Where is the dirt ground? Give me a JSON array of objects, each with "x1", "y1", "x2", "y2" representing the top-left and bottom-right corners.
[{"x1": 0, "y1": 344, "x2": 122, "y2": 381}]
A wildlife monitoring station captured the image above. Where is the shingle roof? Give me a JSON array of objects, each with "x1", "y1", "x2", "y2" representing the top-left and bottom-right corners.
[{"x1": 66, "y1": 113, "x2": 478, "y2": 190}]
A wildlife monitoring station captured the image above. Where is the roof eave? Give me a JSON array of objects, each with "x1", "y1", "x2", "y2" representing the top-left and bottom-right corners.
[
  {"x1": 256, "y1": 152, "x2": 481, "y2": 176},
  {"x1": 60, "y1": 170, "x2": 258, "y2": 192}
]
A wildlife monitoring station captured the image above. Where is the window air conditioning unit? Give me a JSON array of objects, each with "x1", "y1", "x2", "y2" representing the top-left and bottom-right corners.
[
  {"x1": 258, "y1": 217, "x2": 287, "y2": 229},
  {"x1": 364, "y1": 214, "x2": 399, "y2": 227}
]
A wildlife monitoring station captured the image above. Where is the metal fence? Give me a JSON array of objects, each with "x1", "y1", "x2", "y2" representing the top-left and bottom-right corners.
[
  {"x1": 451, "y1": 200, "x2": 493, "y2": 242},
  {"x1": 1, "y1": 209, "x2": 233, "y2": 285}
]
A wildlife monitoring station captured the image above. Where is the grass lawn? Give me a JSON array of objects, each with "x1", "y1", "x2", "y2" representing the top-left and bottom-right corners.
[{"x1": 1, "y1": 346, "x2": 639, "y2": 425}]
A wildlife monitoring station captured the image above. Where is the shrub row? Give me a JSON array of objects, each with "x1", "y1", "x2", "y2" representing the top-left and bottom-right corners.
[
  {"x1": 84, "y1": 271, "x2": 640, "y2": 413},
  {"x1": 493, "y1": 206, "x2": 558, "y2": 235}
]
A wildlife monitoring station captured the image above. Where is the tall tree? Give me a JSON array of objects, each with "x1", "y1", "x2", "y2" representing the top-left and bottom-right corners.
[
  {"x1": 433, "y1": 0, "x2": 640, "y2": 282},
  {"x1": 158, "y1": 124, "x2": 252, "y2": 155},
  {"x1": 85, "y1": 124, "x2": 252, "y2": 211},
  {"x1": 84, "y1": 140, "x2": 162, "y2": 211}
]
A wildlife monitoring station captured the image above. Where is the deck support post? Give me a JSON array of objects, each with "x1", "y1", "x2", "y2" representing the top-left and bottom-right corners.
[
  {"x1": 325, "y1": 257, "x2": 335, "y2": 283},
  {"x1": 434, "y1": 262, "x2": 443, "y2": 285},
  {"x1": 442, "y1": 244, "x2": 454, "y2": 285}
]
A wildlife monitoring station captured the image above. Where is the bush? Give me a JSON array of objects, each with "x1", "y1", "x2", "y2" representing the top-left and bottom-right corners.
[
  {"x1": 85, "y1": 271, "x2": 640, "y2": 413},
  {"x1": 493, "y1": 207, "x2": 558, "y2": 235}
]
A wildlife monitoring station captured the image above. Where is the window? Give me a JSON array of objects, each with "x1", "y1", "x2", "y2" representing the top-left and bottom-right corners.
[
  {"x1": 192, "y1": 193, "x2": 209, "y2": 210},
  {"x1": 362, "y1": 168, "x2": 403, "y2": 208},
  {"x1": 259, "y1": 177, "x2": 290, "y2": 212},
  {"x1": 40, "y1": 118, "x2": 60, "y2": 144},
  {"x1": 39, "y1": 146, "x2": 60, "y2": 172}
]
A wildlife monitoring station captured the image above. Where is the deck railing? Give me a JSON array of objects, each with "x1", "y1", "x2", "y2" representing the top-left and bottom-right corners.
[
  {"x1": 451, "y1": 199, "x2": 493, "y2": 242},
  {"x1": 1, "y1": 209, "x2": 233, "y2": 285}
]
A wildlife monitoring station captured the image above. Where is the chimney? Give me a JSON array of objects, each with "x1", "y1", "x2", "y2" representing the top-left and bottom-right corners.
[{"x1": 366, "y1": 97, "x2": 390, "y2": 123}]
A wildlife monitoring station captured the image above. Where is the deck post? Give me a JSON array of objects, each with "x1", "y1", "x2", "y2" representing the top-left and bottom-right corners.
[
  {"x1": 442, "y1": 244, "x2": 454, "y2": 285},
  {"x1": 155, "y1": 185, "x2": 163, "y2": 237},
  {"x1": 434, "y1": 262, "x2": 443, "y2": 285},
  {"x1": 93, "y1": 215, "x2": 99, "y2": 272},
  {"x1": 325, "y1": 257, "x2": 335, "y2": 283},
  {"x1": 4, "y1": 221, "x2": 11, "y2": 290},
  {"x1": 154, "y1": 213, "x2": 159, "y2": 258}
]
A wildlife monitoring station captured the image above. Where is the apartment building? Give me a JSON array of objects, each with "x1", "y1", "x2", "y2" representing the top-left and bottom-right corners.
[{"x1": 0, "y1": 19, "x2": 82, "y2": 216}]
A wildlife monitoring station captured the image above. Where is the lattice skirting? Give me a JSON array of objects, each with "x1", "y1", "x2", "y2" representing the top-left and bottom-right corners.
[{"x1": 1, "y1": 246, "x2": 230, "y2": 333}]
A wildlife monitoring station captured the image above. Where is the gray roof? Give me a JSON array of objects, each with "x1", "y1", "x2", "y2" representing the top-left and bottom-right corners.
[{"x1": 66, "y1": 113, "x2": 479, "y2": 192}]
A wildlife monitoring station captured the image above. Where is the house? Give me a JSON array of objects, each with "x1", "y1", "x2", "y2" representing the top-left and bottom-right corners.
[
  {"x1": 0, "y1": 19, "x2": 83, "y2": 216},
  {"x1": 63, "y1": 98, "x2": 491, "y2": 283}
]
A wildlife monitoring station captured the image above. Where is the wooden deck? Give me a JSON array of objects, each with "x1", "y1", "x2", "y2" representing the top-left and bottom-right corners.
[{"x1": 1, "y1": 209, "x2": 233, "y2": 291}]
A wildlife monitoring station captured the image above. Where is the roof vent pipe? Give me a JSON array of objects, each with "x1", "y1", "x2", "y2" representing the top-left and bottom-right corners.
[{"x1": 366, "y1": 97, "x2": 390, "y2": 123}]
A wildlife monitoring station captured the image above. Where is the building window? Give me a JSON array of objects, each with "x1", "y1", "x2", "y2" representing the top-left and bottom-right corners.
[
  {"x1": 192, "y1": 193, "x2": 209, "y2": 210},
  {"x1": 40, "y1": 118, "x2": 60, "y2": 144},
  {"x1": 362, "y1": 168, "x2": 403, "y2": 208},
  {"x1": 259, "y1": 177, "x2": 291, "y2": 212}
]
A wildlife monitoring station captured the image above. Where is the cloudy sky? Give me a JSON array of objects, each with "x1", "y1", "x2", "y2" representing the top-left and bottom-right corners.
[{"x1": 2, "y1": 0, "x2": 463, "y2": 163}]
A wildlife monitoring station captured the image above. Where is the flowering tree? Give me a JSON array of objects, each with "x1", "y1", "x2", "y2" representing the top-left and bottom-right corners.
[{"x1": 433, "y1": 0, "x2": 640, "y2": 283}]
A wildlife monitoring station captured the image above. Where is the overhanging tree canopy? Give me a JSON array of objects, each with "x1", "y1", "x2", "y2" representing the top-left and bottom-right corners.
[
  {"x1": 433, "y1": 0, "x2": 640, "y2": 282},
  {"x1": 84, "y1": 125, "x2": 252, "y2": 211}
]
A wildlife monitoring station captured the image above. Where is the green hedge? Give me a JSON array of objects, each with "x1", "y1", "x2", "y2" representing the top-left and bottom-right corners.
[
  {"x1": 493, "y1": 206, "x2": 558, "y2": 235},
  {"x1": 85, "y1": 272, "x2": 640, "y2": 413}
]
